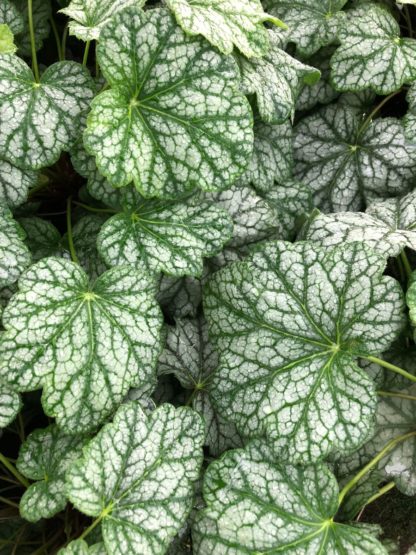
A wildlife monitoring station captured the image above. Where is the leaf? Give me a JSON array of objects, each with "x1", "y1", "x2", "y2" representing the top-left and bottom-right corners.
[
  {"x1": 334, "y1": 386, "x2": 416, "y2": 496},
  {"x1": 264, "y1": 180, "x2": 312, "y2": 238},
  {"x1": 17, "y1": 425, "x2": 88, "y2": 522},
  {"x1": 0, "y1": 206, "x2": 31, "y2": 288},
  {"x1": 331, "y1": 4, "x2": 416, "y2": 94},
  {"x1": 60, "y1": 0, "x2": 145, "y2": 41},
  {"x1": 58, "y1": 540, "x2": 107, "y2": 555},
  {"x1": 237, "y1": 29, "x2": 320, "y2": 123},
  {"x1": 18, "y1": 217, "x2": 63, "y2": 261},
  {"x1": 0, "y1": 258, "x2": 163, "y2": 432},
  {"x1": 239, "y1": 119, "x2": 292, "y2": 191},
  {"x1": 294, "y1": 104, "x2": 416, "y2": 212},
  {"x1": 66, "y1": 402, "x2": 205, "y2": 555},
  {"x1": 0, "y1": 1, "x2": 23, "y2": 36},
  {"x1": 165, "y1": 0, "x2": 285, "y2": 57},
  {"x1": 296, "y1": 47, "x2": 339, "y2": 112},
  {"x1": 71, "y1": 214, "x2": 109, "y2": 280},
  {"x1": 84, "y1": 7, "x2": 253, "y2": 197},
  {"x1": 204, "y1": 241, "x2": 405, "y2": 463},
  {"x1": 0, "y1": 157, "x2": 37, "y2": 209},
  {"x1": 404, "y1": 83, "x2": 416, "y2": 141},
  {"x1": 264, "y1": 0, "x2": 348, "y2": 56},
  {"x1": 97, "y1": 194, "x2": 233, "y2": 277},
  {"x1": 193, "y1": 440, "x2": 387, "y2": 554},
  {"x1": 0, "y1": 24, "x2": 16, "y2": 54},
  {"x1": 157, "y1": 274, "x2": 202, "y2": 319},
  {"x1": 0, "y1": 56, "x2": 95, "y2": 170},
  {"x1": 0, "y1": 385, "x2": 21, "y2": 428},
  {"x1": 303, "y1": 190, "x2": 416, "y2": 257},
  {"x1": 14, "y1": 0, "x2": 51, "y2": 56},
  {"x1": 158, "y1": 317, "x2": 243, "y2": 456}
]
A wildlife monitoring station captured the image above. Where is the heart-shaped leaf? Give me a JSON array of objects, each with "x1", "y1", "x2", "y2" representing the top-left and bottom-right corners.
[
  {"x1": 0, "y1": 206, "x2": 31, "y2": 288},
  {"x1": 204, "y1": 241, "x2": 405, "y2": 462}
]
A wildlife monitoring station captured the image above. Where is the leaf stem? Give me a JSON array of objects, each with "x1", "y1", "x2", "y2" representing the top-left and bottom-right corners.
[
  {"x1": 50, "y1": 16, "x2": 63, "y2": 61},
  {"x1": 61, "y1": 24, "x2": 68, "y2": 60},
  {"x1": 73, "y1": 201, "x2": 116, "y2": 214},
  {"x1": 78, "y1": 504, "x2": 112, "y2": 541},
  {"x1": 356, "y1": 481, "x2": 395, "y2": 521},
  {"x1": 338, "y1": 431, "x2": 416, "y2": 505},
  {"x1": 0, "y1": 453, "x2": 30, "y2": 489},
  {"x1": 404, "y1": 5, "x2": 414, "y2": 38},
  {"x1": 83, "y1": 40, "x2": 91, "y2": 67},
  {"x1": 28, "y1": 0, "x2": 40, "y2": 82},
  {"x1": 358, "y1": 90, "x2": 401, "y2": 135},
  {"x1": 378, "y1": 390, "x2": 416, "y2": 401},
  {"x1": 66, "y1": 196, "x2": 79, "y2": 264},
  {"x1": 400, "y1": 250, "x2": 413, "y2": 280},
  {"x1": 0, "y1": 495, "x2": 19, "y2": 509},
  {"x1": 363, "y1": 355, "x2": 416, "y2": 383}
]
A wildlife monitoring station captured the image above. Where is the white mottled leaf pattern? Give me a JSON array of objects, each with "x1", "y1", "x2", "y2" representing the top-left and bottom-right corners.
[
  {"x1": 0, "y1": 56, "x2": 95, "y2": 170},
  {"x1": 404, "y1": 83, "x2": 416, "y2": 141},
  {"x1": 0, "y1": 157, "x2": 37, "y2": 209},
  {"x1": 158, "y1": 274, "x2": 202, "y2": 319},
  {"x1": 193, "y1": 441, "x2": 387, "y2": 554},
  {"x1": 66, "y1": 402, "x2": 204, "y2": 555},
  {"x1": 0, "y1": 258, "x2": 163, "y2": 432},
  {"x1": 0, "y1": 1, "x2": 24, "y2": 35},
  {"x1": 17, "y1": 425, "x2": 88, "y2": 522},
  {"x1": 84, "y1": 7, "x2": 253, "y2": 197},
  {"x1": 72, "y1": 214, "x2": 109, "y2": 280},
  {"x1": 294, "y1": 104, "x2": 416, "y2": 212},
  {"x1": 296, "y1": 47, "x2": 339, "y2": 112},
  {"x1": 58, "y1": 540, "x2": 107, "y2": 554},
  {"x1": 331, "y1": 4, "x2": 416, "y2": 94},
  {"x1": 0, "y1": 386, "x2": 21, "y2": 428},
  {"x1": 204, "y1": 241, "x2": 405, "y2": 463},
  {"x1": 19, "y1": 217, "x2": 63, "y2": 261},
  {"x1": 0, "y1": 207, "x2": 31, "y2": 288}
]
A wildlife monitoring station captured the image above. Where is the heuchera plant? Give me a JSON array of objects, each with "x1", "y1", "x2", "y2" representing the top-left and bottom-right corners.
[{"x1": 3, "y1": 0, "x2": 416, "y2": 553}]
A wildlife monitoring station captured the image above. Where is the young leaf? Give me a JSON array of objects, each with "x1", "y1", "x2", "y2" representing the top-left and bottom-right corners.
[
  {"x1": 193, "y1": 441, "x2": 387, "y2": 554},
  {"x1": 239, "y1": 119, "x2": 293, "y2": 191},
  {"x1": 60, "y1": 0, "x2": 145, "y2": 41},
  {"x1": 0, "y1": 386, "x2": 21, "y2": 428},
  {"x1": 0, "y1": 1, "x2": 24, "y2": 36},
  {"x1": 0, "y1": 24, "x2": 16, "y2": 54},
  {"x1": 164, "y1": 0, "x2": 284, "y2": 57},
  {"x1": 0, "y1": 158, "x2": 37, "y2": 209},
  {"x1": 84, "y1": 7, "x2": 253, "y2": 197},
  {"x1": 18, "y1": 217, "x2": 64, "y2": 261},
  {"x1": 303, "y1": 191, "x2": 416, "y2": 257},
  {"x1": 0, "y1": 258, "x2": 163, "y2": 432},
  {"x1": 237, "y1": 29, "x2": 320, "y2": 123},
  {"x1": 0, "y1": 57, "x2": 95, "y2": 170},
  {"x1": 66, "y1": 402, "x2": 205, "y2": 555},
  {"x1": 331, "y1": 4, "x2": 416, "y2": 94},
  {"x1": 204, "y1": 241, "x2": 405, "y2": 463},
  {"x1": 158, "y1": 317, "x2": 243, "y2": 456},
  {"x1": 294, "y1": 104, "x2": 416, "y2": 211},
  {"x1": 97, "y1": 195, "x2": 233, "y2": 277},
  {"x1": 17, "y1": 425, "x2": 88, "y2": 522},
  {"x1": 264, "y1": 0, "x2": 348, "y2": 56},
  {"x1": 0, "y1": 206, "x2": 31, "y2": 288}
]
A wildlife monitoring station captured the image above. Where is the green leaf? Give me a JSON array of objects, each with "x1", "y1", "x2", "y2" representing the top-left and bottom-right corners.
[
  {"x1": 60, "y1": 0, "x2": 145, "y2": 41},
  {"x1": 158, "y1": 317, "x2": 243, "y2": 456},
  {"x1": 71, "y1": 214, "x2": 109, "y2": 280},
  {"x1": 0, "y1": 1, "x2": 24, "y2": 36},
  {"x1": 193, "y1": 440, "x2": 387, "y2": 554},
  {"x1": 0, "y1": 385, "x2": 20, "y2": 428},
  {"x1": 239, "y1": 119, "x2": 292, "y2": 191},
  {"x1": 0, "y1": 258, "x2": 163, "y2": 432},
  {"x1": 237, "y1": 29, "x2": 320, "y2": 123},
  {"x1": 0, "y1": 157, "x2": 37, "y2": 209},
  {"x1": 84, "y1": 7, "x2": 253, "y2": 197},
  {"x1": 0, "y1": 57, "x2": 95, "y2": 170},
  {"x1": 0, "y1": 24, "x2": 16, "y2": 54},
  {"x1": 18, "y1": 217, "x2": 63, "y2": 261},
  {"x1": 204, "y1": 241, "x2": 405, "y2": 463},
  {"x1": 404, "y1": 83, "x2": 416, "y2": 141},
  {"x1": 330, "y1": 4, "x2": 416, "y2": 94},
  {"x1": 165, "y1": 0, "x2": 285, "y2": 57},
  {"x1": 17, "y1": 425, "x2": 88, "y2": 522},
  {"x1": 303, "y1": 191, "x2": 416, "y2": 257},
  {"x1": 264, "y1": 0, "x2": 348, "y2": 56},
  {"x1": 296, "y1": 47, "x2": 339, "y2": 112},
  {"x1": 335, "y1": 386, "x2": 416, "y2": 496},
  {"x1": 294, "y1": 104, "x2": 416, "y2": 211},
  {"x1": 66, "y1": 402, "x2": 205, "y2": 555},
  {"x1": 58, "y1": 540, "x2": 107, "y2": 555},
  {"x1": 407, "y1": 274, "x2": 416, "y2": 329},
  {"x1": 157, "y1": 274, "x2": 202, "y2": 319},
  {"x1": 0, "y1": 206, "x2": 31, "y2": 288},
  {"x1": 15, "y1": 0, "x2": 51, "y2": 56},
  {"x1": 97, "y1": 194, "x2": 232, "y2": 277}
]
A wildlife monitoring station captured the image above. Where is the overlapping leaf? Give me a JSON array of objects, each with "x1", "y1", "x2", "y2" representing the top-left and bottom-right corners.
[
  {"x1": 404, "y1": 83, "x2": 416, "y2": 141},
  {"x1": 14, "y1": 0, "x2": 51, "y2": 56},
  {"x1": 0, "y1": 158, "x2": 37, "y2": 209},
  {"x1": 165, "y1": 0, "x2": 284, "y2": 57},
  {"x1": 19, "y1": 217, "x2": 63, "y2": 261},
  {"x1": 331, "y1": 4, "x2": 416, "y2": 94},
  {"x1": 158, "y1": 317, "x2": 243, "y2": 456},
  {"x1": 193, "y1": 441, "x2": 386, "y2": 554},
  {"x1": 0, "y1": 56, "x2": 95, "y2": 170},
  {"x1": 17, "y1": 425, "x2": 88, "y2": 521},
  {"x1": 58, "y1": 540, "x2": 107, "y2": 555},
  {"x1": 204, "y1": 241, "x2": 405, "y2": 463},
  {"x1": 71, "y1": 214, "x2": 108, "y2": 280},
  {"x1": 84, "y1": 7, "x2": 253, "y2": 197},
  {"x1": 0, "y1": 1, "x2": 24, "y2": 35},
  {"x1": 0, "y1": 258, "x2": 163, "y2": 431},
  {"x1": 0, "y1": 207, "x2": 31, "y2": 288},
  {"x1": 294, "y1": 104, "x2": 416, "y2": 211},
  {"x1": 296, "y1": 47, "x2": 339, "y2": 112},
  {"x1": 264, "y1": 0, "x2": 348, "y2": 56},
  {"x1": 158, "y1": 274, "x2": 202, "y2": 319},
  {"x1": 66, "y1": 402, "x2": 204, "y2": 555},
  {"x1": 60, "y1": 0, "x2": 145, "y2": 41},
  {"x1": 0, "y1": 24, "x2": 16, "y2": 54},
  {"x1": 0, "y1": 386, "x2": 20, "y2": 428},
  {"x1": 237, "y1": 29, "x2": 320, "y2": 123}
]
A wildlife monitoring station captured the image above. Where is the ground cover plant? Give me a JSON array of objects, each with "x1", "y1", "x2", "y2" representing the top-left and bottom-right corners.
[{"x1": 3, "y1": 0, "x2": 416, "y2": 553}]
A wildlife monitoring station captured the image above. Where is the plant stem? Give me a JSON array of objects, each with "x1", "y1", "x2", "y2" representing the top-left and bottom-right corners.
[
  {"x1": 378, "y1": 390, "x2": 416, "y2": 401},
  {"x1": 78, "y1": 512, "x2": 104, "y2": 540},
  {"x1": 358, "y1": 90, "x2": 401, "y2": 136},
  {"x1": 50, "y1": 16, "x2": 63, "y2": 61},
  {"x1": 338, "y1": 431, "x2": 416, "y2": 505},
  {"x1": 356, "y1": 481, "x2": 396, "y2": 521},
  {"x1": 405, "y1": 5, "x2": 414, "y2": 38},
  {"x1": 61, "y1": 24, "x2": 68, "y2": 60},
  {"x1": 83, "y1": 41, "x2": 91, "y2": 67},
  {"x1": 66, "y1": 196, "x2": 79, "y2": 264},
  {"x1": 363, "y1": 355, "x2": 416, "y2": 383},
  {"x1": 28, "y1": 0, "x2": 40, "y2": 82},
  {"x1": 0, "y1": 495, "x2": 19, "y2": 509},
  {"x1": 400, "y1": 250, "x2": 413, "y2": 280},
  {"x1": 73, "y1": 201, "x2": 116, "y2": 214},
  {"x1": 0, "y1": 453, "x2": 30, "y2": 489}
]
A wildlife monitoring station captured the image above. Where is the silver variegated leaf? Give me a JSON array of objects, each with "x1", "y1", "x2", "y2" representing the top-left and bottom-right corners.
[
  {"x1": 296, "y1": 47, "x2": 339, "y2": 112},
  {"x1": 71, "y1": 214, "x2": 109, "y2": 280},
  {"x1": 0, "y1": 385, "x2": 20, "y2": 428},
  {"x1": 0, "y1": 157, "x2": 37, "y2": 209},
  {"x1": 0, "y1": 206, "x2": 31, "y2": 288},
  {"x1": 58, "y1": 540, "x2": 107, "y2": 555},
  {"x1": 0, "y1": 1, "x2": 24, "y2": 35},
  {"x1": 157, "y1": 274, "x2": 202, "y2": 319},
  {"x1": 404, "y1": 83, "x2": 416, "y2": 141},
  {"x1": 19, "y1": 217, "x2": 63, "y2": 261}
]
